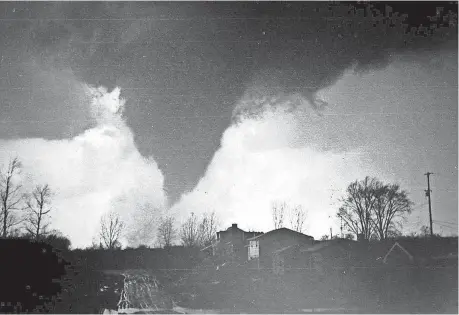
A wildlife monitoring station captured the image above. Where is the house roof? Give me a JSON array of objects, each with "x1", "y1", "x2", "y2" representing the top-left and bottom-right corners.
[
  {"x1": 216, "y1": 224, "x2": 263, "y2": 236},
  {"x1": 217, "y1": 226, "x2": 245, "y2": 234},
  {"x1": 247, "y1": 227, "x2": 314, "y2": 241}
]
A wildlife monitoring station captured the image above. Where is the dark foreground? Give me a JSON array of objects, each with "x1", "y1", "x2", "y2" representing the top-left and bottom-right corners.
[
  {"x1": 103, "y1": 262, "x2": 457, "y2": 314},
  {"x1": 1, "y1": 241, "x2": 457, "y2": 314}
]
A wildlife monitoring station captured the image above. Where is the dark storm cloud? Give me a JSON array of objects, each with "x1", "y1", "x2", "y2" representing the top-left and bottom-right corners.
[
  {"x1": 1, "y1": 2, "x2": 456, "y2": 121},
  {"x1": 0, "y1": 2, "x2": 456, "y2": 203},
  {"x1": 0, "y1": 1, "x2": 455, "y2": 116}
]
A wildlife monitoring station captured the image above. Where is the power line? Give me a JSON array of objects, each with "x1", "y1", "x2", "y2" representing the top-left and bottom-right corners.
[
  {"x1": 433, "y1": 220, "x2": 457, "y2": 227},
  {"x1": 411, "y1": 202, "x2": 429, "y2": 211},
  {"x1": 433, "y1": 219, "x2": 458, "y2": 226},
  {"x1": 433, "y1": 222, "x2": 457, "y2": 230}
]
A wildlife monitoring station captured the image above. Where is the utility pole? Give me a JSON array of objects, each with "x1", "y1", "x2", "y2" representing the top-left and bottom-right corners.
[{"x1": 425, "y1": 172, "x2": 434, "y2": 236}]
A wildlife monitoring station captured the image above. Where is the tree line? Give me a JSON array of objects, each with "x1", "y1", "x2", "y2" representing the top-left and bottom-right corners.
[
  {"x1": 0, "y1": 157, "x2": 57, "y2": 241},
  {"x1": 2, "y1": 156, "x2": 420, "y2": 249},
  {"x1": 0, "y1": 156, "x2": 221, "y2": 250},
  {"x1": 95, "y1": 211, "x2": 219, "y2": 250}
]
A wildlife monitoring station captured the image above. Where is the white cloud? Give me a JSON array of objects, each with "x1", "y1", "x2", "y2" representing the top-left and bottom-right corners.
[
  {"x1": 0, "y1": 86, "x2": 166, "y2": 248},
  {"x1": 172, "y1": 93, "x2": 383, "y2": 239}
]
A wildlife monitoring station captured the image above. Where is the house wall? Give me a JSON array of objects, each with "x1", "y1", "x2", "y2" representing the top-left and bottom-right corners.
[
  {"x1": 215, "y1": 224, "x2": 257, "y2": 260},
  {"x1": 256, "y1": 229, "x2": 314, "y2": 268},
  {"x1": 258, "y1": 229, "x2": 314, "y2": 257}
]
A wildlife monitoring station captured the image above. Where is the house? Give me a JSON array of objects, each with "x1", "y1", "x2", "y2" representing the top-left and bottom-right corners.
[
  {"x1": 207, "y1": 224, "x2": 263, "y2": 261},
  {"x1": 382, "y1": 236, "x2": 458, "y2": 266},
  {"x1": 246, "y1": 227, "x2": 314, "y2": 271}
]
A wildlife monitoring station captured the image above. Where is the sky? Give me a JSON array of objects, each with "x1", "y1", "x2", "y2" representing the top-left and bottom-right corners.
[{"x1": 0, "y1": 2, "x2": 457, "y2": 247}]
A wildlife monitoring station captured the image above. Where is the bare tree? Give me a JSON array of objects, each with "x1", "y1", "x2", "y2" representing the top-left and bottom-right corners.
[
  {"x1": 289, "y1": 205, "x2": 306, "y2": 233},
  {"x1": 99, "y1": 211, "x2": 124, "y2": 249},
  {"x1": 179, "y1": 212, "x2": 220, "y2": 247},
  {"x1": 337, "y1": 176, "x2": 413, "y2": 240},
  {"x1": 24, "y1": 184, "x2": 53, "y2": 240},
  {"x1": 0, "y1": 157, "x2": 23, "y2": 238},
  {"x1": 372, "y1": 183, "x2": 413, "y2": 240},
  {"x1": 272, "y1": 201, "x2": 306, "y2": 232},
  {"x1": 157, "y1": 216, "x2": 176, "y2": 248},
  {"x1": 198, "y1": 211, "x2": 219, "y2": 247},
  {"x1": 180, "y1": 212, "x2": 200, "y2": 247},
  {"x1": 272, "y1": 201, "x2": 287, "y2": 229},
  {"x1": 337, "y1": 177, "x2": 381, "y2": 240}
]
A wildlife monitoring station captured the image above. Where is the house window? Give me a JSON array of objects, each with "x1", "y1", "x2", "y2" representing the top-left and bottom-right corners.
[{"x1": 248, "y1": 240, "x2": 259, "y2": 260}]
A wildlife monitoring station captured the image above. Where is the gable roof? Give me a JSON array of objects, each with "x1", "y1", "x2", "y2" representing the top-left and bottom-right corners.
[
  {"x1": 216, "y1": 224, "x2": 263, "y2": 236},
  {"x1": 218, "y1": 226, "x2": 245, "y2": 234},
  {"x1": 247, "y1": 227, "x2": 314, "y2": 241}
]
